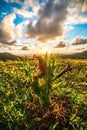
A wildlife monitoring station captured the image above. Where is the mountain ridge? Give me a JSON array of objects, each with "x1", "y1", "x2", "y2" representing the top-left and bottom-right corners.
[
  {"x1": 0, "y1": 52, "x2": 22, "y2": 61},
  {"x1": 60, "y1": 50, "x2": 87, "y2": 59},
  {"x1": 0, "y1": 50, "x2": 87, "y2": 61}
]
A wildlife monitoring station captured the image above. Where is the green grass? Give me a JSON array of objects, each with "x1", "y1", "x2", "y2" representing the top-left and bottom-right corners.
[{"x1": 0, "y1": 57, "x2": 87, "y2": 130}]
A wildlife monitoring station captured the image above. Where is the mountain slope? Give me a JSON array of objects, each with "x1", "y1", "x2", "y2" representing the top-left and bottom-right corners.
[
  {"x1": 60, "y1": 50, "x2": 87, "y2": 59},
  {"x1": 0, "y1": 52, "x2": 21, "y2": 61}
]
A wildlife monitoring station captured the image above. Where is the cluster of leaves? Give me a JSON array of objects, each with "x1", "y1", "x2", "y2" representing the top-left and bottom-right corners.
[
  {"x1": 25, "y1": 54, "x2": 57, "y2": 106},
  {"x1": 19, "y1": 54, "x2": 72, "y2": 106}
]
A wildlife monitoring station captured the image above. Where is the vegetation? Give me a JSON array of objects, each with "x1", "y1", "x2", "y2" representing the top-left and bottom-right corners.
[{"x1": 0, "y1": 55, "x2": 87, "y2": 130}]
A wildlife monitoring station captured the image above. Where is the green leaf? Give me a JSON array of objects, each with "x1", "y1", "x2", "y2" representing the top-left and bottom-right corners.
[
  {"x1": 49, "y1": 122, "x2": 58, "y2": 130},
  {"x1": 52, "y1": 82, "x2": 62, "y2": 90}
]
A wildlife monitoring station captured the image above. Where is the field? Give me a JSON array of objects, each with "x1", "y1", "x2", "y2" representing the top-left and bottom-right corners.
[{"x1": 0, "y1": 55, "x2": 87, "y2": 130}]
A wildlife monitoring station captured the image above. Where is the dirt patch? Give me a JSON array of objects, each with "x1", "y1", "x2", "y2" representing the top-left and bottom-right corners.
[{"x1": 24, "y1": 95, "x2": 72, "y2": 130}]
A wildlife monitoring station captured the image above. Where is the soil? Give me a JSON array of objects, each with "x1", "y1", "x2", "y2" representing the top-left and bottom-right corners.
[{"x1": 20, "y1": 94, "x2": 73, "y2": 130}]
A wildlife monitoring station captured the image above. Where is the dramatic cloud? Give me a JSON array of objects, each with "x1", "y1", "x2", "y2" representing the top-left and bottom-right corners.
[
  {"x1": 72, "y1": 36, "x2": 87, "y2": 45},
  {"x1": 54, "y1": 41, "x2": 66, "y2": 48},
  {"x1": 26, "y1": 0, "x2": 69, "y2": 42},
  {"x1": 25, "y1": 0, "x2": 87, "y2": 42},
  {"x1": 1, "y1": 0, "x2": 87, "y2": 54},
  {"x1": 0, "y1": 13, "x2": 16, "y2": 44}
]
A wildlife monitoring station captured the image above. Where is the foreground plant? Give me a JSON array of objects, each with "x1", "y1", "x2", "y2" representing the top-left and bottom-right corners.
[{"x1": 26, "y1": 54, "x2": 72, "y2": 106}]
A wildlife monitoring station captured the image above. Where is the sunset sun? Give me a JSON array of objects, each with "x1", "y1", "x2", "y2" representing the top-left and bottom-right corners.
[{"x1": 42, "y1": 47, "x2": 47, "y2": 54}]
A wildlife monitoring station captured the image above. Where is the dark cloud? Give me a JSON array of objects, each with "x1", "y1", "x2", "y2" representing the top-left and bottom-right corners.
[
  {"x1": 0, "y1": 29, "x2": 13, "y2": 44},
  {"x1": 0, "y1": 42, "x2": 14, "y2": 50},
  {"x1": 8, "y1": 47, "x2": 13, "y2": 50},
  {"x1": 21, "y1": 46, "x2": 30, "y2": 50},
  {"x1": 72, "y1": 36, "x2": 87, "y2": 45},
  {"x1": 26, "y1": 0, "x2": 69, "y2": 42},
  {"x1": 54, "y1": 41, "x2": 66, "y2": 48},
  {"x1": 0, "y1": 39, "x2": 17, "y2": 45}
]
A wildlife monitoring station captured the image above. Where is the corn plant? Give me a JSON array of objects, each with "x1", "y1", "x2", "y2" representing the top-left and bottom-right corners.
[{"x1": 20, "y1": 54, "x2": 72, "y2": 106}]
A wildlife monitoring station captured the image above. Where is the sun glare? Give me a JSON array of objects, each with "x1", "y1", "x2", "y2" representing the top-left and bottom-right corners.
[{"x1": 42, "y1": 47, "x2": 47, "y2": 54}]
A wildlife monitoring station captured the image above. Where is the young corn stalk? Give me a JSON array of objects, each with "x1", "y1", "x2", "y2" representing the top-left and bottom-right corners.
[{"x1": 26, "y1": 54, "x2": 72, "y2": 106}]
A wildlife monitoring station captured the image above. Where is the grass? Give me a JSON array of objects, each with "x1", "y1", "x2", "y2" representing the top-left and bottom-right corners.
[{"x1": 0, "y1": 56, "x2": 87, "y2": 130}]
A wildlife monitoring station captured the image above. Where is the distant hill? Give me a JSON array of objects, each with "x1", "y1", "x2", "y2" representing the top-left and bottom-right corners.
[
  {"x1": 0, "y1": 50, "x2": 87, "y2": 61},
  {"x1": 60, "y1": 50, "x2": 87, "y2": 59},
  {"x1": 0, "y1": 52, "x2": 22, "y2": 61}
]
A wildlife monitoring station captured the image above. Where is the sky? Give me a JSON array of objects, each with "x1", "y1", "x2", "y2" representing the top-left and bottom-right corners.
[{"x1": 0, "y1": 0, "x2": 87, "y2": 55}]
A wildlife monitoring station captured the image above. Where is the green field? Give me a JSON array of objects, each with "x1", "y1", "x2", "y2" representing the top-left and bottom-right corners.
[{"x1": 0, "y1": 56, "x2": 87, "y2": 130}]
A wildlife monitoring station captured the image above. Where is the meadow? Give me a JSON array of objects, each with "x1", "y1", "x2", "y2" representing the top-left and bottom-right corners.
[{"x1": 0, "y1": 55, "x2": 87, "y2": 130}]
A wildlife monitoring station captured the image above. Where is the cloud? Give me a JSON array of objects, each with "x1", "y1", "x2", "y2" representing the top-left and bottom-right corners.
[
  {"x1": 15, "y1": 23, "x2": 23, "y2": 38},
  {"x1": 14, "y1": 20, "x2": 30, "y2": 39},
  {"x1": 24, "y1": 0, "x2": 38, "y2": 7},
  {"x1": 2, "y1": 12, "x2": 7, "y2": 16},
  {"x1": 66, "y1": 11, "x2": 87, "y2": 24},
  {"x1": 78, "y1": 0, "x2": 87, "y2": 12},
  {"x1": 14, "y1": 8, "x2": 37, "y2": 18},
  {"x1": 72, "y1": 36, "x2": 87, "y2": 45},
  {"x1": 75, "y1": 48, "x2": 85, "y2": 50},
  {"x1": 0, "y1": 42, "x2": 15, "y2": 50},
  {"x1": 66, "y1": 0, "x2": 87, "y2": 24},
  {"x1": 68, "y1": 0, "x2": 87, "y2": 13},
  {"x1": 5, "y1": 40, "x2": 17, "y2": 45},
  {"x1": 0, "y1": 13, "x2": 26, "y2": 45},
  {"x1": 0, "y1": 13, "x2": 16, "y2": 44},
  {"x1": 64, "y1": 25, "x2": 74, "y2": 33},
  {"x1": 54, "y1": 41, "x2": 66, "y2": 48},
  {"x1": 23, "y1": 0, "x2": 40, "y2": 15},
  {"x1": 21, "y1": 46, "x2": 30, "y2": 50},
  {"x1": 25, "y1": 0, "x2": 69, "y2": 42},
  {"x1": 2, "y1": 0, "x2": 87, "y2": 51},
  {"x1": 0, "y1": 43, "x2": 7, "y2": 50},
  {"x1": 5, "y1": 0, "x2": 22, "y2": 4},
  {"x1": 25, "y1": 0, "x2": 87, "y2": 42}
]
